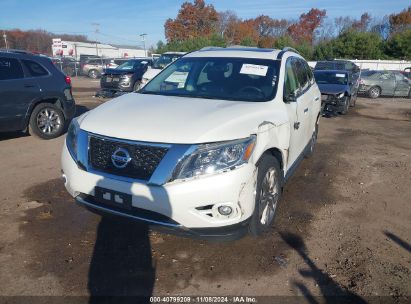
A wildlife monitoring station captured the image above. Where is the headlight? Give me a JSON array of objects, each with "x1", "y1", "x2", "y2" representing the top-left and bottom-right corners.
[
  {"x1": 172, "y1": 136, "x2": 256, "y2": 180},
  {"x1": 337, "y1": 92, "x2": 345, "y2": 99},
  {"x1": 66, "y1": 119, "x2": 79, "y2": 161}
]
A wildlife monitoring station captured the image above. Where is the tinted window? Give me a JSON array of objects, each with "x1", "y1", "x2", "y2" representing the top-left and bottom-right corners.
[
  {"x1": 22, "y1": 60, "x2": 48, "y2": 77},
  {"x1": 0, "y1": 57, "x2": 24, "y2": 80},
  {"x1": 314, "y1": 71, "x2": 348, "y2": 85},
  {"x1": 284, "y1": 58, "x2": 299, "y2": 99},
  {"x1": 293, "y1": 58, "x2": 309, "y2": 91}
]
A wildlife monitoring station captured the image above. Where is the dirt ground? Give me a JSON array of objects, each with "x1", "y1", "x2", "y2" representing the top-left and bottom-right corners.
[{"x1": 0, "y1": 77, "x2": 410, "y2": 303}]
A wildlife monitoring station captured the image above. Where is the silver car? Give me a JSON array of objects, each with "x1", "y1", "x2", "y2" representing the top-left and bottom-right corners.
[{"x1": 359, "y1": 70, "x2": 411, "y2": 99}]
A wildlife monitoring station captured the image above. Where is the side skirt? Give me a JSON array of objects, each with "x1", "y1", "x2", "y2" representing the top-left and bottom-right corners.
[{"x1": 283, "y1": 140, "x2": 311, "y2": 184}]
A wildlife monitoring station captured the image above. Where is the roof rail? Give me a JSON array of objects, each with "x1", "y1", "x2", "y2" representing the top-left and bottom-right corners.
[
  {"x1": 0, "y1": 48, "x2": 31, "y2": 54},
  {"x1": 199, "y1": 46, "x2": 224, "y2": 51},
  {"x1": 281, "y1": 47, "x2": 300, "y2": 55}
]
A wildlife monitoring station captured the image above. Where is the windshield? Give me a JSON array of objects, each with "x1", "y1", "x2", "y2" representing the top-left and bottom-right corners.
[
  {"x1": 153, "y1": 54, "x2": 182, "y2": 69},
  {"x1": 117, "y1": 60, "x2": 148, "y2": 70},
  {"x1": 141, "y1": 57, "x2": 280, "y2": 102},
  {"x1": 314, "y1": 71, "x2": 348, "y2": 85}
]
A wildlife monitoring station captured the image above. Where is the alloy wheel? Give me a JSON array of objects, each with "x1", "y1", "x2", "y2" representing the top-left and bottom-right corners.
[
  {"x1": 36, "y1": 108, "x2": 61, "y2": 135},
  {"x1": 259, "y1": 167, "x2": 280, "y2": 225}
]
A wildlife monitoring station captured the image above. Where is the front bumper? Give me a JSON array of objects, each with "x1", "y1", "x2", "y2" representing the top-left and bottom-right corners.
[
  {"x1": 321, "y1": 95, "x2": 346, "y2": 115},
  {"x1": 61, "y1": 142, "x2": 257, "y2": 236}
]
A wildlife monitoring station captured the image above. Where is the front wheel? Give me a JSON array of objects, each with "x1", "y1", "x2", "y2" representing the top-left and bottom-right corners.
[
  {"x1": 249, "y1": 155, "x2": 282, "y2": 236},
  {"x1": 349, "y1": 94, "x2": 357, "y2": 107},
  {"x1": 29, "y1": 103, "x2": 66, "y2": 139},
  {"x1": 339, "y1": 97, "x2": 349, "y2": 115}
]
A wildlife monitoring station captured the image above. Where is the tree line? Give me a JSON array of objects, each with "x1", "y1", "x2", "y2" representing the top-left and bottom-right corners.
[
  {"x1": 0, "y1": 29, "x2": 90, "y2": 54},
  {"x1": 154, "y1": 0, "x2": 411, "y2": 60}
]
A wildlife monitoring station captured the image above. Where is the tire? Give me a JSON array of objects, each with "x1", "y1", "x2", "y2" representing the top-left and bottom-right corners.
[
  {"x1": 368, "y1": 86, "x2": 381, "y2": 99},
  {"x1": 339, "y1": 97, "x2": 349, "y2": 115},
  {"x1": 305, "y1": 122, "x2": 318, "y2": 158},
  {"x1": 88, "y1": 69, "x2": 100, "y2": 79},
  {"x1": 349, "y1": 94, "x2": 357, "y2": 107},
  {"x1": 29, "y1": 103, "x2": 66, "y2": 139},
  {"x1": 133, "y1": 80, "x2": 141, "y2": 92},
  {"x1": 249, "y1": 155, "x2": 282, "y2": 236}
]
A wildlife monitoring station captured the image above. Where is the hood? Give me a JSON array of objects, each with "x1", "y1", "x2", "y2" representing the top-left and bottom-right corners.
[
  {"x1": 142, "y1": 67, "x2": 162, "y2": 81},
  {"x1": 104, "y1": 68, "x2": 145, "y2": 76},
  {"x1": 79, "y1": 93, "x2": 287, "y2": 144},
  {"x1": 317, "y1": 83, "x2": 347, "y2": 95}
]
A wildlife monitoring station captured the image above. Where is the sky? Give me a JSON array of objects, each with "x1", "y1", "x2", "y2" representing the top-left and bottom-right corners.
[{"x1": 1, "y1": 0, "x2": 410, "y2": 48}]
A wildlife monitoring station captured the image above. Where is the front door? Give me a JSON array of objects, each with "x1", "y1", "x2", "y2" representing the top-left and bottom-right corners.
[{"x1": 0, "y1": 56, "x2": 39, "y2": 132}]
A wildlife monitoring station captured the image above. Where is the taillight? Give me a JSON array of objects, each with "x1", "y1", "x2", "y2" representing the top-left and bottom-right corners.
[{"x1": 65, "y1": 76, "x2": 71, "y2": 85}]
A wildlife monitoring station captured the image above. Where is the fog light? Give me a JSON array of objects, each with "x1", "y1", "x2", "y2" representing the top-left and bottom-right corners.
[{"x1": 218, "y1": 205, "x2": 233, "y2": 216}]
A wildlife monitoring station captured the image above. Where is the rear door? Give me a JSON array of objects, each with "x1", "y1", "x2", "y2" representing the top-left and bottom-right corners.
[
  {"x1": 0, "y1": 56, "x2": 40, "y2": 132},
  {"x1": 378, "y1": 72, "x2": 395, "y2": 96},
  {"x1": 393, "y1": 72, "x2": 410, "y2": 96}
]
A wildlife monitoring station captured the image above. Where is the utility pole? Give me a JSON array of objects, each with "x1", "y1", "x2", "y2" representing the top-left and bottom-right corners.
[
  {"x1": 92, "y1": 23, "x2": 100, "y2": 59},
  {"x1": 2, "y1": 30, "x2": 8, "y2": 50},
  {"x1": 140, "y1": 33, "x2": 147, "y2": 57}
]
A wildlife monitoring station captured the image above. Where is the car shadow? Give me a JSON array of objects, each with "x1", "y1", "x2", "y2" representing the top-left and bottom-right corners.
[
  {"x1": 384, "y1": 230, "x2": 411, "y2": 253},
  {"x1": 88, "y1": 177, "x2": 173, "y2": 302},
  {"x1": 279, "y1": 232, "x2": 366, "y2": 303}
]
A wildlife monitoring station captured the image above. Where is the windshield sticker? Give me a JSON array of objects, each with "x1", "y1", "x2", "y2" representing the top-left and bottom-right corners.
[
  {"x1": 165, "y1": 71, "x2": 189, "y2": 88},
  {"x1": 336, "y1": 73, "x2": 346, "y2": 77},
  {"x1": 240, "y1": 64, "x2": 268, "y2": 76}
]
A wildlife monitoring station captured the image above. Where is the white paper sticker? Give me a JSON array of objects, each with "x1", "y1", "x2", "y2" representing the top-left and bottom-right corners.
[
  {"x1": 240, "y1": 64, "x2": 268, "y2": 76},
  {"x1": 336, "y1": 73, "x2": 346, "y2": 77},
  {"x1": 165, "y1": 71, "x2": 189, "y2": 86}
]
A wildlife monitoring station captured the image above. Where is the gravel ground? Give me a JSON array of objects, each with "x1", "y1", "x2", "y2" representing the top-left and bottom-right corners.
[{"x1": 0, "y1": 78, "x2": 410, "y2": 302}]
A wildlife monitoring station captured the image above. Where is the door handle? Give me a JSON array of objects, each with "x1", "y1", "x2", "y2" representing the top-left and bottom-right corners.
[
  {"x1": 314, "y1": 96, "x2": 320, "y2": 101},
  {"x1": 304, "y1": 108, "x2": 309, "y2": 113}
]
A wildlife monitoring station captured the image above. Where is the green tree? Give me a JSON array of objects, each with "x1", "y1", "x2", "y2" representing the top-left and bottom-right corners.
[
  {"x1": 331, "y1": 30, "x2": 385, "y2": 59},
  {"x1": 385, "y1": 29, "x2": 411, "y2": 59}
]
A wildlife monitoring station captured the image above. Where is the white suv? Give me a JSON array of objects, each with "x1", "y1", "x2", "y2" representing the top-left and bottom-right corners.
[{"x1": 61, "y1": 47, "x2": 321, "y2": 240}]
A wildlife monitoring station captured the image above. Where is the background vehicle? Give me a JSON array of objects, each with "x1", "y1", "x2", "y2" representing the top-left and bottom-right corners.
[
  {"x1": 359, "y1": 70, "x2": 411, "y2": 98},
  {"x1": 314, "y1": 70, "x2": 358, "y2": 116},
  {"x1": 52, "y1": 57, "x2": 80, "y2": 77},
  {"x1": 0, "y1": 50, "x2": 75, "y2": 139},
  {"x1": 100, "y1": 58, "x2": 153, "y2": 93},
  {"x1": 140, "y1": 52, "x2": 186, "y2": 87},
  {"x1": 401, "y1": 67, "x2": 411, "y2": 81},
  {"x1": 81, "y1": 58, "x2": 108, "y2": 79},
  {"x1": 62, "y1": 47, "x2": 321, "y2": 240}
]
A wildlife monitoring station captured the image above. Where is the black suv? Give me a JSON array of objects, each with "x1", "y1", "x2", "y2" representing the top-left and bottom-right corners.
[
  {"x1": 0, "y1": 50, "x2": 76, "y2": 139},
  {"x1": 99, "y1": 58, "x2": 153, "y2": 95},
  {"x1": 314, "y1": 60, "x2": 360, "y2": 116}
]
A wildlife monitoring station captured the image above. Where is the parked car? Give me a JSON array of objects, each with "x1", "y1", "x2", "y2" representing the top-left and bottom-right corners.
[
  {"x1": 314, "y1": 70, "x2": 358, "y2": 116},
  {"x1": 358, "y1": 70, "x2": 411, "y2": 98},
  {"x1": 52, "y1": 57, "x2": 80, "y2": 77},
  {"x1": 140, "y1": 52, "x2": 186, "y2": 88},
  {"x1": 62, "y1": 46, "x2": 321, "y2": 240},
  {"x1": 100, "y1": 58, "x2": 153, "y2": 93},
  {"x1": 81, "y1": 57, "x2": 107, "y2": 79},
  {"x1": 401, "y1": 67, "x2": 411, "y2": 81},
  {"x1": 104, "y1": 58, "x2": 129, "y2": 70},
  {"x1": 0, "y1": 49, "x2": 75, "y2": 139}
]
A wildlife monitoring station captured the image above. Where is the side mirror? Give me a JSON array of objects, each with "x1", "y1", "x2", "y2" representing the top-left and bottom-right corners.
[{"x1": 284, "y1": 92, "x2": 297, "y2": 103}]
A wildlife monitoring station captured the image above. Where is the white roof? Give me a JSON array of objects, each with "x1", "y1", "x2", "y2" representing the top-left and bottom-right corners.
[{"x1": 185, "y1": 46, "x2": 282, "y2": 60}]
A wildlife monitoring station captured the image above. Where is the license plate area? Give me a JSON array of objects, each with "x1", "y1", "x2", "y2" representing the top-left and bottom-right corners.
[
  {"x1": 106, "y1": 77, "x2": 112, "y2": 82},
  {"x1": 94, "y1": 187, "x2": 132, "y2": 210}
]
